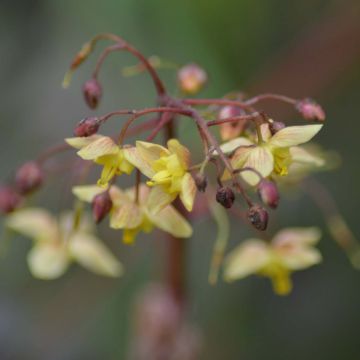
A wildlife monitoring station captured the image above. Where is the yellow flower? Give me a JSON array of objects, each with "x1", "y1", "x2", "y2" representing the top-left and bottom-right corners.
[
  {"x1": 73, "y1": 184, "x2": 193, "y2": 244},
  {"x1": 65, "y1": 135, "x2": 134, "y2": 188},
  {"x1": 221, "y1": 123, "x2": 323, "y2": 185},
  {"x1": 6, "y1": 208, "x2": 123, "y2": 279},
  {"x1": 224, "y1": 227, "x2": 322, "y2": 295},
  {"x1": 123, "y1": 139, "x2": 196, "y2": 213}
]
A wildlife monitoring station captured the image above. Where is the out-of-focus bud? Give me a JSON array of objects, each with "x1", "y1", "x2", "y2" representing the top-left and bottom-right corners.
[
  {"x1": 177, "y1": 63, "x2": 207, "y2": 95},
  {"x1": 70, "y1": 42, "x2": 93, "y2": 70},
  {"x1": 0, "y1": 186, "x2": 22, "y2": 214},
  {"x1": 216, "y1": 186, "x2": 235, "y2": 209},
  {"x1": 194, "y1": 173, "x2": 207, "y2": 192},
  {"x1": 269, "y1": 120, "x2": 285, "y2": 135},
  {"x1": 83, "y1": 78, "x2": 102, "y2": 109},
  {"x1": 218, "y1": 105, "x2": 247, "y2": 141},
  {"x1": 74, "y1": 117, "x2": 100, "y2": 137},
  {"x1": 247, "y1": 204, "x2": 268, "y2": 231},
  {"x1": 92, "y1": 191, "x2": 113, "y2": 223},
  {"x1": 15, "y1": 162, "x2": 43, "y2": 195},
  {"x1": 257, "y1": 179, "x2": 279, "y2": 209},
  {"x1": 296, "y1": 98, "x2": 326, "y2": 122}
]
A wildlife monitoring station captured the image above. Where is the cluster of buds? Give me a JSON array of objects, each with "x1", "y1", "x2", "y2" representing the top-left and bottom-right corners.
[{"x1": 296, "y1": 98, "x2": 326, "y2": 122}]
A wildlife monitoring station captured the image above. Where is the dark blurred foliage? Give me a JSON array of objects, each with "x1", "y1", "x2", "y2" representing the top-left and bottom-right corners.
[{"x1": 1, "y1": 1, "x2": 360, "y2": 359}]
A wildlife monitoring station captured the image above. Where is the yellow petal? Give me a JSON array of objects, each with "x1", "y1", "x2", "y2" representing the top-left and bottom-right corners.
[
  {"x1": 78, "y1": 136, "x2": 119, "y2": 160},
  {"x1": 109, "y1": 185, "x2": 130, "y2": 205},
  {"x1": 278, "y1": 247, "x2": 322, "y2": 271},
  {"x1": 290, "y1": 146, "x2": 325, "y2": 167},
  {"x1": 224, "y1": 240, "x2": 271, "y2": 281},
  {"x1": 269, "y1": 268, "x2": 293, "y2": 296},
  {"x1": 27, "y1": 242, "x2": 69, "y2": 279},
  {"x1": 69, "y1": 233, "x2": 123, "y2": 277},
  {"x1": 167, "y1": 139, "x2": 190, "y2": 169},
  {"x1": 179, "y1": 173, "x2": 196, "y2": 212},
  {"x1": 147, "y1": 186, "x2": 177, "y2": 214},
  {"x1": 123, "y1": 147, "x2": 156, "y2": 178},
  {"x1": 65, "y1": 135, "x2": 101, "y2": 149},
  {"x1": 72, "y1": 185, "x2": 106, "y2": 203},
  {"x1": 273, "y1": 227, "x2": 322, "y2": 246},
  {"x1": 6, "y1": 208, "x2": 59, "y2": 242},
  {"x1": 269, "y1": 124, "x2": 323, "y2": 148},
  {"x1": 218, "y1": 137, "x2": 254, "y2": 155},
  {"x1": 110, "y1": 203, "x2": 143, "y2": 229}
]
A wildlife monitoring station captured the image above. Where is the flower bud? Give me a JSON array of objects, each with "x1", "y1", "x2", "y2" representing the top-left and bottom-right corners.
[
  {"x1": 74, "y1": 117, "x2": 100, "y2": 137},
  {"x1": 257, "y1": 180, "x2": 279, "y2": 209},
  {"x1": 216, "y1": 186, "x2": 235, "y2": 209},
  {"x1": 15, "y1": 162, "x2": 43, "y2": 195},
  {"x1": 0, "y1": 186, "x2": 22, "y2": 214},
  {"x1": 269, "y1": 120, "x2": 285, "y2": 135},
  {"x1": 296, "y1": 98, "x2": 325, "y2": 122},
  {"x1": 83, "y1": 78, "x2": 102, "y2": 109},
  {"x1": 247, "y1": 204, "x2": 268, "y2": 231},
  {"x1": 92, "y1": 191, "x2": 112, "y2": 223},
  {"x1": 177, "y1": 63, "x2": 207, "y2": 94},
  {"x1": 218, "y1": 105, "x2": 247, "y2": 140},
  {"x1": 194, "y1": 173, "x2": 207, "y2": 192}
]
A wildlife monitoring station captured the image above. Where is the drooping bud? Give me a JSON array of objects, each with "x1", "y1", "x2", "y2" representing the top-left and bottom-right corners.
[
  {"x1": 0, "y1": 186, "x2": 22, "y2": 214},
  {"x1": 216, "y1": 186, "x2": 235, "y2": 209},
  {"x1": 83, "y1": 78, "x2": 102, "y2": 109},
  {"x1": 269, "y1": 120, "x2": 285, "y2": 135},
  {"x1": 218, "y1": 105, "x2": 247, "y2": 140},
  {"x1": 92, "y1": 191, "x2": 113, "y2": 223},
  {"x1": 194, "y1": 173, "x2": 208, "y2": 192},
  {"x1": 247, "y1": 204, "x2": 268, "y2": 231},
  {"x1": 177, "y1": 63, "x2": 207, "y2": 94},
  {"x1": 296, "y1": 98, "x2": 325, "y2": 122},
  {"x1": 74, "y1": 117, "x2": 100, "y2": 137},
  {"x1": 257, "y1": 179, "x2": 279, "y2": 209},
  {"x1": 15, "y1": 162, "x2": 44, "y2": 195}
]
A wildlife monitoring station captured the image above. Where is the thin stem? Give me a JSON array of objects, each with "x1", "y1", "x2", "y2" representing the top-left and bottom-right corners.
[
  {"x1": 245, "y1": 93, "x2": 297, "y2": 106},
  {"x1": 146, "y1": 112, "x2": 174, "y2": 142},
  {"x1": 183, "y1": 98, "x2": 252, "y2": 111},
  {"x1": 37, "y1": 143, "x2": 72, "y2": 165},
  {"x1": 207, "y1": 112, "x2": 259, "y2": 127},
  {"x1": 92, "y1": 44, "x2": 124, "y2": 79}
]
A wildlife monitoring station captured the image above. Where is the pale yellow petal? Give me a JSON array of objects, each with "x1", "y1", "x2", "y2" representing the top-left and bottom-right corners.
[
  {"x1": 259, "y1": 123, "x2": 272, "y2": 142},
  {"x1": 179, "y1": 173, "x2": 196, "y2": 212},
  {"x1": 109, "y1": 185, "x2": 130, "y2": 205},
  {"x1": 124, "y1": 184, "x2": 150, "y2": 204},
  {"x1": 110, "y1": 203, "x2": 143, "y2": 229},
  {"x1": 147, "y1": 186, "x2": 177, "y2": 214},
  {"x1": 65, "y1": 135, "x2": 102, "y2": 149},
  {"x1": 72, "y1": 185, "x2": 106, "y2": 203},
  {"x1": 290, "y1": 146, "x2": 325, "y2": 167},
  {"x1": 269, "y1": 124, "x2": 323, "y2": 148},
  {"x1": 218, "y1": 137, "x2": 254, "y2": 155},
  {"x1": 224, "y1": 240, "x2": 271, "y2": 281},
  {"x1": 69, "y1": 233, "x2": 123, "y2": 277},
  {"x1": 273, "y1": 227, "x2": 322, "y2": 246},
  {"x1": 123, "y1": 147, "x2": 155, "y2": 178},
  {"x1": 277, "y1": 247, "x2": 322, "y2": 270},
  {"x1": 78, "y1": 136, "x2": 119, "y2": 160},
  {"x1": 136, "y1": 141, "x2": 169, "y2": 166},
  {"x1": 167, "y1": 139, "x2": 191, "y2": 169},
  {"x1": 27, "y1": 243, "x2": 69, "y2": 279}
]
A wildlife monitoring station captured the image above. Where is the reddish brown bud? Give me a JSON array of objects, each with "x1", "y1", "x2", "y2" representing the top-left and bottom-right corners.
[
  {"x1": 257, "y1": 180, "x2": 279, "y2": 209},
  {"x1": 15, "y1": 162, "x2": 43, "y2": 195},
  {"x1": 216, "y1": 186, "x2": 235, "y2": 209},
  {"x1": 218, "y1": 105, "x2": 247, "y2": 140},
  {"x1": 83, "y1": 78, "x2": 102, "y2": 109},
  {"x1": 92, "y1": 191, "x2": 112, "y2": 223},
  {"x1": 0, "y1": 186, "x2": 22, "y2": 214},
  {"x1": 296, "y1": 98, "x2": 325, "y2": 122},
  {"x1": 74, "y1": 117, "x2": 100, "y2": 137},
  {"x1": 269, "y1": 120, "x2": 285, "y2": 135},
  {"x1": 247, "y1": 204, "x2": 268, "y2": 231},
  {"x1": 194, "y1": 173, "x2": 208, "y2": 192},
  {"x1": 177, "y1": 63, "x2": 207, "y2": 94}
]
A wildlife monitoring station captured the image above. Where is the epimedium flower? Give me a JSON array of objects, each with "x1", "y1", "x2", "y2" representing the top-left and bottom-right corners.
[
  {"x1": 73, "y1": 183, "x2": 193, "y2": 244},
  {"x1": 65, "y1": 135, "x2": 134, "y2": 188},
  {"x1": 5, "y1": 208, "x2": 123, "y2": 279},
  {"x1": 221, "y1": 123, "x2": 323, "y2": 185},
  {"x1": 123, "y1": 139, "x2": 196, "y2": 213},
  {"x1": 224, "y1": 227, "x2": 322, "y2": 295}
]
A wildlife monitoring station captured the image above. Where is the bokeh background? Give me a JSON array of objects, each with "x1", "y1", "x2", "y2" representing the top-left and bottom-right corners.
[{"x1": 1, "y1": 0, "x2": 360, "y2": 359}]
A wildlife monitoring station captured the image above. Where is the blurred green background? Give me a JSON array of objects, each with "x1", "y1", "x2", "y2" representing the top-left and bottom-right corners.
[{"x1": 1, "y1": 0, "x2": 360, "y2": 359}]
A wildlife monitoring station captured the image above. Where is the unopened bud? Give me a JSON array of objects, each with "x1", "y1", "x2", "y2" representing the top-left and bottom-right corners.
[
  {"x1": 0, "y1": 186, "x2": 22, "y2": 214},
  {"x1": 74, "y1": 117, "x2": 100, "y2": 137},
  {"x1": 218, "y1": 105, "x2": 247, "y2": 140},
  {"x1": 70, "y1": 42, "x2": 93, "y2": 70},
  {"x1": 269, "y1": 120, "x2": 285, "y2": 135},
  {"x1": 92, "y1": 191, "x2": 112, "y2": 223},
  {"x1": 83, "y1": 78, "x2": 102, "y2": 109},
  {"x1": 247, "y1": 204, "x2": 268, "y2": 231},
  {"x1": 296, "y1": 98, "x2": 325, "y2": 122},
  {"x1": 177, "y1": 63, "x2": 207, "y2": 94},
  {"x1": 15, "y1": 162, "x2": 43, "y2": 195},
  {"x1": 216, "y1": 186, "x2": 235, "y2": 209},
  {"x1": 257, "y1": 180, "x2": 279, "y2": 209},
  {"x1": 195, "y1": 173, "x2": 207, "y2": 192}
]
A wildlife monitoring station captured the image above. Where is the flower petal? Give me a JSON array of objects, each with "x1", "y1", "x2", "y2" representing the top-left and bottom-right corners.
[
  {"x1": 123, "y1": 147, "x2": 155, "y2": 178},
  {"x1": 72, "y1": 185, "x2": 106, "y2": 203},
  {"x1": 273, "y1": 227, "x2": 322, "y2": 246},
  {"x1": 167, "y1": 139, "x2": 191, "y2": 169},
  {"x1": 69, "y1": 233, "x2": 123, "y2": 277},
  {"x1": 27, "y1": 242, "x2": 69, "y2": 279},
  {"x1": 218, "y1": 137, "x2": 254, "y2": 155},
  {"x1": 110, "y1": 202, "x2": 143, "y2": 229},
  {"x1": 78, "y1": 136, "x2": 119, "y2": 160},
  {"x1": 136, "y1": 141, "x2": 169, "y2": 165},
  {"x1": 147, "y1": 186, "x2": 177, "y2": 214},
  {"x1": 65, "y1": 135, "x2": 101, "y2": 149},
  {"x1": 290, "y1": 146, "x2": 325, "y2": 167},
  {"x1": 269, "y1": 124, "x2": 323, "y2": 148},
  {"x1": 224, "y1": 240, "x2": 271, "y2": 281},
  {"x1": 179, "y1": 173, "x2": 196, "y2": 212},
  {"x1": 276, "y1": 246, "x2": 322, "y2": 270}
]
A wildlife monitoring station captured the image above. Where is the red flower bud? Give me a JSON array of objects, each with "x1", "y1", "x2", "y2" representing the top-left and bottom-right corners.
[
  {"x1": 194, "y1": 173, "x2": 208, "y2": 192},
  {"x1": 218, "y1": 105, "x2": 247, "y2": 140},
  {"x1": 257, "y1": 180, "x2": 279, "y2": 209},
  {"x1": 269, "y1": 120, "x2": 285, "y2": 135},
  {"x1": 296, "y1": 98, "x2": 325, "y2": 122},
  {"x1": 0, "y1": 186, "x2": 22, "y2": 214},
  {"x1": 177, "y1": 63, "x2": 207, "y2": 94},
  {"x1": 247, "y1": 204, "x2": 268, "y2": 231},
  {"x1": 83, "y1": 78, "x2": 102, "y2": 109},
  {"x1": 92, "y1": 191, "x2": 113, "y2": 223},
  {"x1": 74, "y1": 117, "x2": 100, "y2": 137},
  {"x1": 15, "y1": 162, "x2": 43, "y2": 195},
  {"x1": 216, "y1": 186, "x2": 235, "y2": 209}
]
